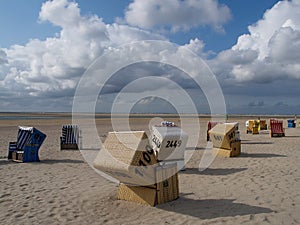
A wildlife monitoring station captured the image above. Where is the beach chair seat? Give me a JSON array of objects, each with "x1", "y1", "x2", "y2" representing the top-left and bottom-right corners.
[
  {"x1": 8, "y1": 126, "x2": 46, "y2": 162},
  {"x1": 60, "y1": 125, "x2": 80, "y2": 150},
  {"x1": 270, "y1": 119, "x2": 285, "y2": 137}
]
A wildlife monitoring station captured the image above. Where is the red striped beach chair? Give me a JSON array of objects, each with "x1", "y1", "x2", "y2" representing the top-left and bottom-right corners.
[{"x1": 270, "y1": 119, "x2": 285, "y2": 137}]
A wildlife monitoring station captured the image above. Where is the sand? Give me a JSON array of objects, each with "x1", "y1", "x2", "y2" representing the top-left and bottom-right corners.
[{"x1": 0, "y1": 115, "x2": 299, "y2": 225}]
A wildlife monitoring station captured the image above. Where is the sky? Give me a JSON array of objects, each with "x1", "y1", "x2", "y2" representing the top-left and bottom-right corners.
[{"x1": 0, "y1": 0, "x2": 299, "y2": 114}]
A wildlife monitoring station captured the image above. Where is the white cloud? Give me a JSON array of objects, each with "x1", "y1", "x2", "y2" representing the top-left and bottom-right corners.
[
  {"x1": 181, "y1": 38, "x2": 210, "y2": 58},
  {"x1": 269, "y1": 26, "x2": 300, "y2": 64},
  {"x1": 233, "y1": 0, "x2": 300, "y2": 60},
  {"x1": 1, "y1": 0, "x2": 299, "y2": 114},
  {"x1": 39, "y1": 0, "x2": 82, "y2": 28},
  {"x1": 123, "y1": 0, "x2": 231, "y2": 32},
  {"x1": 211, "y1": 0, "x2": 300, "y2": 83},
  {"x1": 0, "y1": 50, "x2": 8, "y2": 80},
  {"x1": 0, "y1": 0, "x2": 166, "y2": 110}
]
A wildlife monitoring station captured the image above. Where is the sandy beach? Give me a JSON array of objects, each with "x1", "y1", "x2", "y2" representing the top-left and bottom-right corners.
[{"x1": 0, "y1": 114, "x2": 299, "y2": 225}]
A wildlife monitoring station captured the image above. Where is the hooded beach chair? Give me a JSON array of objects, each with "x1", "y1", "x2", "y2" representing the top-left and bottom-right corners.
[
  {"x1": 287, "y1": 119, "x2": 296, "y2": 128},
  {"x1": 60, "y1": 125, "x2": 80, "y2": 150},
  {"x1": 8, "y1": 126, "x2": 46, "y2": 162},
  {"x1": 208, "y1": 123, "x2": 241, "y2": 157},
  {"x1": 270, "y1": 119, "x2": 285, "y2": 137}
]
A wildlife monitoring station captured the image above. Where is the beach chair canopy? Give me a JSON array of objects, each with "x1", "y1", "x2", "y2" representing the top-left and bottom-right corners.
[
  {"x1": 16, "y1": 126, "x2": 46, "y2": 149},
  {"x1": 150, "y1": 125, "x2": 188, "y2": 161},
  {"x1": 61, "y1": 125, "x2": 80, "y2": 144},
  {"x1": 17, "y1": 126, "x2": 33, "y2": 150}
]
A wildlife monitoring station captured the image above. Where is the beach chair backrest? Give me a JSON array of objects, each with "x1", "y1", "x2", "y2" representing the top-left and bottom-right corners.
[
  {"x1": 62, "y1": 125, "x2": 79, "y2": 144},
  {"x1": 270, "y1": 119, "x2": 283, "y2": 133},
  {"x1": 16, "y1": 127, "x2": 33, "y2": 150}
]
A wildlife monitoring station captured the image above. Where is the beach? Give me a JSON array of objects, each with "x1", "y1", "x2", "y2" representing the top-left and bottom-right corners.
[{"x1": 0, "y1": 114, "x2": 299, "y2": 225}]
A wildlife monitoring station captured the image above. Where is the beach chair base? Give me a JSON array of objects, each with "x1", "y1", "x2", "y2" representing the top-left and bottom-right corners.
[
  {"x1": 252, "y1": 127, "x2": 259, "y2": 135},
  {"x1": 11, "y1": 150, "x2": 40, "y2": 163},
  {"x1": 11, "y1": 151, "x2": 24, "y2": 163},
  {"x1": 213, "y1": 148, "x2": 241, "y2": 157},
  {"x1": 60, "y1": 143, "x2": 79, "y2": 150},
  {"x1": 212, "y1": 141, "x2": 241, "y2": 157},
  {"x1": 117, "y1": 164, "x2": 179, "y2": 206},
  {"x1": 271, "y1": 133, "x2": 285, "y2": 137},
  {"x1": 118, "y1": 184, "x2": 157, "y2": 206}
]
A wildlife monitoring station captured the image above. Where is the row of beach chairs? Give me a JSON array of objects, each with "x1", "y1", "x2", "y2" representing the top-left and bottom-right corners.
[
  {"x1": 7, "y1": 118, "x2": 292, "y2": 163},
  {"x1": 207, "y1": 118, "x2": 289, "y2": 138},
  {"x1": 8, "y1": 125, "x2": 80, "y2": 162}
]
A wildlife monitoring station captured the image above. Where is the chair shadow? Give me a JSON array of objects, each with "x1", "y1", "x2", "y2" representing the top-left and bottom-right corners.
[
  {"x1": 0, "y1": 158, "x2": 11, "y2": 165},
  {"x1": 0, "y1": 158, "x2": 84, "y2": 165},
  {"x1": 158, "y1": 197, "x2": 273, "y2": 220},
  {"x1": 186, "y1": 147, "x2": 206, "y2": 151},
  {"x1": 242, "y1": 141, "x2": 274, "y2": 145},
  {"x1": 284, "y1": 135, "x2": 300, "y2": 138},
  {"x1": 39, "y1": 159, "x2": 84, "y2": 164},
  {"x1": 181, "y1": 168, "x2": 247, "y2": 175},
  {"x1": 240, "y1": 153, "x2": 287, "y2": 158}
]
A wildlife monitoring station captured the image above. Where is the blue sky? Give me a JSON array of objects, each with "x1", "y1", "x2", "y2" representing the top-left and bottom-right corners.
[
  {"x1": 0, "y1": 0, "x2": 278, "y2": 52},
  {"x1": 0, "y1": 0, "x2": 299, "y2": 114}
]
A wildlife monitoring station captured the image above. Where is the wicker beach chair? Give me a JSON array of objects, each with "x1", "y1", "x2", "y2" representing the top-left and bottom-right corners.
[
  {"x1": 8, "y1": 126, "x2": 46, "y2": 162},
  {"x1": 60, "y1": 125, "x2": 80, "y2": 150},
  {"x1": 270, "y1": 119, "x2": 285, "y2": 137}
]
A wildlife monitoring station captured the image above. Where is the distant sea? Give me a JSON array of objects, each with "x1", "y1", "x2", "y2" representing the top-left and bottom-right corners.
[{"x1": 0, "y1": 112, "x2": 295, "y2": 121}]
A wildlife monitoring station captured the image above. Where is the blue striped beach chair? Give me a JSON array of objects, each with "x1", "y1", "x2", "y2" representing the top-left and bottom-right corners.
[
  {"x1": 60, "y1": 125, "x2": 80, "y2": 150},
  {"x1": 8, "y1": 126, "x2": 46, "y2": 162}
]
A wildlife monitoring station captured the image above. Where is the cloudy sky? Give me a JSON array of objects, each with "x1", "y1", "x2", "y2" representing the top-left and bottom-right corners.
[{"x1": 0, "y1": 0, "x2": 299, "y2": 114}]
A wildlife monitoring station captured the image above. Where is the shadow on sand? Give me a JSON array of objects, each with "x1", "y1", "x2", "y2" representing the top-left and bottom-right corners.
[
  {"x1": 240, "y1": 153, "x2": 286, "y2": 158},
  {"x1": 242, "y1": 141, "x2": 274, "y2": 145},
  {"x1": 158, "y1": 197, "x2": 273, "y2": 220},
  {"x1": 0, "y1": 158, "x2": 84, "y2": 165},
  {"x1": 181, "y1": 167, "x2": 247, "y2": 175},
  {"x1": 39, "y1": 159, "x2": 84, "y2": 164},
  {"x1": 0, "y1": 158, "x2": 11, "y2": 165},
  {"x1": 185, "y1": 147, "x2": 206, "y2": 150}
]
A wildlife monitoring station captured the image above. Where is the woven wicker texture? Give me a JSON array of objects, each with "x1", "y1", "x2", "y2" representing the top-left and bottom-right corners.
[
  {"x1": 117, "y1": 163, "x2": 179, "y2": 206},
  {"x1": 93, "y1": 131, "x2": 158, "y2": 185}
]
